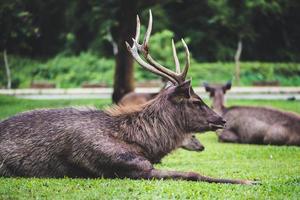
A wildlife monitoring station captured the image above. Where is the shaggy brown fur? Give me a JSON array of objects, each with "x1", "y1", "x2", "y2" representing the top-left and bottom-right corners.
[
  {"x1": 106, "y1": 101, "x2": 148, "y2": 116},
  {"x1": 118, "y1": 91, "x2": 205, "y2": 152}
]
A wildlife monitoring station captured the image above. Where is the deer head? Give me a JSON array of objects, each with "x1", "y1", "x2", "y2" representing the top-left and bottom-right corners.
[
  {"x1": 181, "y1": 135, "x2": 205, "y2": 151},
  {"x1": 125, "y1": 10, "x2": 226, "y2": 133},
  {"x1": 203, "y1": 81, "x2": 232, "y2": 115}
]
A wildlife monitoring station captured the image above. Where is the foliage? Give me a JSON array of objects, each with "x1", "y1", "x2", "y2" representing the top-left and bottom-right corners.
[
  {"x1": 1, "y1": 51, "x2": 299, "y2": 88},
  {"x1": 0, "y1": 53, "x2": 115, "y2": 88},
  {"x1": 164, "y1": 0, "x2": 300, "y2": 61},
  {"x1": 1, "y1": 0, "x2": 300, "y2": 61},
  {"x1": 0, "y1": 0, "x2": 39, "y2": 53},
  {"x1": 188, "y1": 62, "x2": 300, "y2": 86},
  {"x1": 0, "y1": 96, "x2": 300, "y2": 199},
  {"x1": 34, "y1": 53, "x2": 115, "y2": 88}
]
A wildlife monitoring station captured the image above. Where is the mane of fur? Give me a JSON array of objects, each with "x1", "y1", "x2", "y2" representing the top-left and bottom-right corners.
[
  {"x1": 104, "y1": 100, "x2": 153, "y2": 117},
  {"x1": 105, "y1": 94, "x2": 186, "y2": 162}
]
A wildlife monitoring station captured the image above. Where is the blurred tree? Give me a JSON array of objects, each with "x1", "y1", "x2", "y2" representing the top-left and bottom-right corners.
[
  {"x1": 111, "y1": 0, "x2": 138, "y2": 103},
  {"x1": 208, "y1": 0, "x2": 256, "y2": 84},
  {"x1": 28, "y1": 0, "x2": 69, "y2": 57},
  {"x1": 1, "y1": 0, "x2": 299, "y2": 61},
  {"x1": 249, "y1": 0, "x2": 300, "y2": 61},
  {"x1": 1, "y1": 0, "x2": 300, "y2": 91},
  {"x1": 0, "y1": 0, "x2": 39, "y2": 89},
  {"x1": 3, "y1": 50, "x2": 11, "y2": 89},
  {"x1": 0, "y1": 0, "x2": 39, "y2": 54},
  {"x1": 111, "y1": 1, "x2": 167, "y2": 103},
  {"x1": 164, "y1": 0, "x2": 300, "y2": 62},
  {"x1": 55, "y1": 0, "x2": 168, "y2": 103}
]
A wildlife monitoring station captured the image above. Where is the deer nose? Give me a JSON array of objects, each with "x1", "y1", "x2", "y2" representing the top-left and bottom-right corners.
[
  {"x1": 219, "y1": 118, "x2": 226, "y2": 128},
  {"x1": 199, "y1": 146, "x2": 205, "y2": 151},
  {"x1": 207, "y1": 116, "x2": 226, "y2": 129},
  {"x1": 208, "y1": 117, "x2": 226, "y2": 124},
  {"x1": 221, "y1": 118, "x2": 226, "y2": 125}
]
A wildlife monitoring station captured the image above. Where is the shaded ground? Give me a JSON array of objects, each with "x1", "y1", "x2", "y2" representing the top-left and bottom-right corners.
[{"x1": 0, "y1": 95, "x2": 299, "y2": 199}]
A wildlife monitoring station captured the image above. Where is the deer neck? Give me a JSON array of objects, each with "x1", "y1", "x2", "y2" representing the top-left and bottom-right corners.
[
  {"x1": 116, "y1": 103, "x2": 186, "y2": 162},
  {"x1": 212, "y1": 91, "x2": 226, "y2": 115}
]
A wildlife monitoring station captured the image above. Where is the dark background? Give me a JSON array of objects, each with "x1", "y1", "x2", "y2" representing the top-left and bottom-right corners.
[{"x1": 1, "y1": 0, "x2": 299, "y2": 62}]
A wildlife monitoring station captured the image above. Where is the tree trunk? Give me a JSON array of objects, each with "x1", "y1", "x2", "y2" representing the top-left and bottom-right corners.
[
  {"x1": 3, "y1": 50, "x2": 11, "y2": 89},
  {"x1": 234, "y1": 39, "x2": 242, "y2": 86},
  {"x1": 112, "y1": 0, "x2": 138, "y2": 103}
]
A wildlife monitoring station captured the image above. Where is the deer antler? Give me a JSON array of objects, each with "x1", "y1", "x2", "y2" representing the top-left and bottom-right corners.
[{"x1": 126, "y1": 10, "x2": 191, "y2": 85}]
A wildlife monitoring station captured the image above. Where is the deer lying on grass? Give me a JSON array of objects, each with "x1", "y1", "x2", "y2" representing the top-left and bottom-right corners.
[
  {"x1": 119, "y1": 86, "x2": 205, "y2": 152},
  {"x1": 204, "y1": 81, "x2": 300, "y2": 146},
  {"x1": 0, "y1": 11, "x2": 256, "y2": 184},
  {"x1": 118, "y1": 77, "x2": 169, "y2": 106},
  {"x1": 119, "y1": 91, "x2": 159, "y2": 106},
  {"x1": 181, "y1": 135, "x2": 204, "y2": 151}
]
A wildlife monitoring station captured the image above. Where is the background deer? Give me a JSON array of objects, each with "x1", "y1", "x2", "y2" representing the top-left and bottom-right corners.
[
  {"x1": 204, "y1": 81, "x2": 300, "y2": 146},
  {"x1": 0, "y1": 11, "x2": 256, "y2": 184},
  {"x1": 119, "y1": 91, "x2": 159, "y2": 106}
]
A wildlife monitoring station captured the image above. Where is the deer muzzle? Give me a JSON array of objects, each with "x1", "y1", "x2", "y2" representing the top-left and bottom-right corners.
[{"x1": 208, "y1": 117, "x2": 226, "y2": 130}]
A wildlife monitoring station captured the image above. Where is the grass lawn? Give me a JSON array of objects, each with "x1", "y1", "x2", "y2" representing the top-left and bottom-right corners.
[{"x1": 0, "y1": 95, "x2": 299, "y2": 199}]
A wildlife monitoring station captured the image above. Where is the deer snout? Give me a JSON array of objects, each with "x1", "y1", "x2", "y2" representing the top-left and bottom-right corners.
[
  {"x1": 207, "y1": 116, "x2": 226, "y2": 130},
  {"x1": 197, "y1": 145, "x2": 205, "y2": 151},
  {"x1": 220, "y1": 118, "x2": 226, "y2": 126}
]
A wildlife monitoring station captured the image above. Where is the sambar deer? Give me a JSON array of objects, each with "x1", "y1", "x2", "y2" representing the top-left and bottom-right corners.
[
  {"x1": 119, "y1": 85, "x2": 205, "y2": 152},
  {"x1": 0, "y1": 11, "x2": 256, "y2": 184},
  {"x1": 204, "y1": 81, "x2": 300, "y2": 146}
]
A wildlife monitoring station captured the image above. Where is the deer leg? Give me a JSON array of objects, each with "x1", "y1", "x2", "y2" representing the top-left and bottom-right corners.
[
  {"x1": 122, "y1": 168, "x2": 257, "y2": 185},
  {"x1": 218, "y1": 129, "x2": 239, "y2": 143},
  {"x1": 87, "y1": 144, "x2": 257, "y2": 185},
  {"x1": 0, "y1": 161, "x2": 14, "y2": 177},
  {"x1": 113, "y1": 151, "x2": 256, "y2": 185},
  {"x1": 65, "y1": 137, "x2": 154, "y2": 178}
]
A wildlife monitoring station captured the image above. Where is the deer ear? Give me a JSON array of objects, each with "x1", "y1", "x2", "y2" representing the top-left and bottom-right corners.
[
  {"x1": 203, "y1": 82, "x2": 212, "y2": 92},
  {"x1": 170, "y1": 80, "x2": 191, "y2": 101},
  {"x1": 223, "y1": 80, "x2": 232, "y2": 91}
]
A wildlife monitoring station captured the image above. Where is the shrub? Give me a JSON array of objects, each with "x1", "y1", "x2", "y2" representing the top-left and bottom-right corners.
[{"x1": 0, "y1": 51, "x2": 299, "y2": 88}]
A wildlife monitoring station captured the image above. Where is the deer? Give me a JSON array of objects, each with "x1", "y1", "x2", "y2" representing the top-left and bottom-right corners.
[
  {"x1": 119, "y1": 91, "x2": 159, "y2": 106},
  {"x1": 0, "y1": 11, "x2": 256, "y2": 184},
  {"x1": 204, "y1": 81, "x2": 300, "y2": 146},
  {"x1": 119, "y1": 84, "x2": 205, "y2": 153}
]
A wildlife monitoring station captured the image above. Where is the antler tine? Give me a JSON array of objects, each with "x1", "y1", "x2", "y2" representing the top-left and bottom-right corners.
[
  {"x1": 143, "y1": 52, "x2": 182, "y2": 83},
  {"x1": 139, "y1": 10, "x2": 183, "y2": 84},
  {"x1": 172, "y1": 39, "x2": 181, "y2": 74},
  {"x1": 125, "y1": 11, "x2": 177, "y2": 84},
  {"x1": 180, "y1": 38, "x2": 190, "y2": 80},
  {"x1": 126, "y1": 40, "x2": 178, "y2": 85},
  {"x1": 143, "y1": 10, "x2": 152, "y2": 46},
  {"x1": 126, "y1": 10, "x2": 191, "y2": 85},
  {"x1": 135, "y1": 15, "x2": 140, "y2": 42}
]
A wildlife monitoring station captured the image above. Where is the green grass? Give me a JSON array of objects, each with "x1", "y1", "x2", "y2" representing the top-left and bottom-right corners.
[
  {"x1": 0, "y1": 95, "x2": 300, "y2": 199},
  {"x1": 0, "y1": 95, "x2": 111, "y2": 120}
]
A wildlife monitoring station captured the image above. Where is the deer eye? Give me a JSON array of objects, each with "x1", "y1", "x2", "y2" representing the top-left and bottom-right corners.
[{"x1": 192, "y1": 99, "x2": 203, "y2": 107}]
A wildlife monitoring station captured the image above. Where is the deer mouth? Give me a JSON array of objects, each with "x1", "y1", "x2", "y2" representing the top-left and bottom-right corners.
[
  {"x1": 208, "y1": 123, "x2": 225, "y2": 130},
  {"x1": 194, "y1": 146, "x2": 205, "y2": 152}
]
